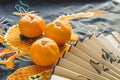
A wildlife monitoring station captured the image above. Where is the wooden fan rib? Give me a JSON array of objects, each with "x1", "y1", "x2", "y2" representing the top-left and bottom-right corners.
[
  {"x1": 111, "y1": 31, "x2": 120, "y2": 44},
  {"x1": 54, "y1": 66, "x2": 91, "y2": 80}
]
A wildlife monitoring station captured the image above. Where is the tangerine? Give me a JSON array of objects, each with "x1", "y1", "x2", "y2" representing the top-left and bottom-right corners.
[
  {"x1": 18, "y1": 14, "x2": 45, "y2": 38},
  {"x1": 44, "y1": 20, "x2": 72, "y2": 46},
  {"x1": 29, "y1": 38, "x2": 59, "y2": 66}
]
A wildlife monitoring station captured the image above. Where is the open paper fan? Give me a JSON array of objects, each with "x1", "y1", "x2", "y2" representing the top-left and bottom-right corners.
[
  {"x1": 50, "y1": 31, "x2": 120, "y2": 80},
  {"x1": 6, "y1": 65, "x2": 53, "y2": 80}
]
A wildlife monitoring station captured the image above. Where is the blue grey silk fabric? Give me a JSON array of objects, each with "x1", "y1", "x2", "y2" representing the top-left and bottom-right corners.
[{"x1": 0, "y1": 0, "x2": 120, "y2": 79}]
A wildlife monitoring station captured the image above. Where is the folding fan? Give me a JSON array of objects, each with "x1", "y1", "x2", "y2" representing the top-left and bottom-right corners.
[{"x1": 50, "y1": 31, "x2": 120, "y2": 80}]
